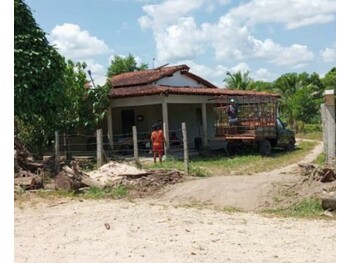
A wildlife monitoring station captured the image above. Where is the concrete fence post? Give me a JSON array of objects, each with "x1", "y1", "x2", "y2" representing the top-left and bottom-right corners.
[
  {"x1": 96, "y1": 129, "x2": 103, "y2": 168},
  {"x1": 321, "y1": 90, "x2": 336, "y2": 165}
]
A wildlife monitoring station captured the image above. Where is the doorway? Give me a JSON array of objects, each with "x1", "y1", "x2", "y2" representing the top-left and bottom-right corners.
[{"x1": 122, "y1": 109, "x2": 135, "y2": 134}]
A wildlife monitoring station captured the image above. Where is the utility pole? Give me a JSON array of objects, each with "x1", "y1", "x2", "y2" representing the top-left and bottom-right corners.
[{"x1": 87, "y1": 70, "x2": 97, "y2": 88}]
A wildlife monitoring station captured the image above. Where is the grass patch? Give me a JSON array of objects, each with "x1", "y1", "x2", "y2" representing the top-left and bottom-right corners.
[
  {"x1": 81, "y1": 187, "x2": 106, "y2": 199},
  {"x1": 109, "y1": 186, "x2": 128, "y2": 198},
  {"x1": 263, "y1": 197, "x2": 324, "y2": 218},
  {"x1": 191, "y1": 141, "x2": 317, "y2": 175},
  {"x1": 36, "y1": 189, "x2": 76, "y2": 199},
  {"x1": 15, "y1": 186, "x2": 129, "y2": 202},
  {"x1": 222, "y1": 206, "x2": 242, "y2": 213},
  {"x1": 142, "y1": 141, "x2": 318, "y2": 176},
  {"x1": 79, "y1": 186, "x2": 129, "y2": 199},
  {"x1": 296, "y1": 131, "x2": 323, "y2": 141},
  {"x1": 313, "y1": 152, "x2": 325, "y2": 165}
]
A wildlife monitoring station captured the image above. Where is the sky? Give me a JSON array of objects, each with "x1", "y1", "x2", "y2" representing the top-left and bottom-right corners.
[{"x1": 24, "y1": 0, "x2": 336, "y2": 87}]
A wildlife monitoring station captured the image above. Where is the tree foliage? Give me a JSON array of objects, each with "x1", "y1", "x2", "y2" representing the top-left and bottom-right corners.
[
  {"x1": 14, "y1": 0, "x2": 110, "y2": 155},
  {"x1": 15, "y1": 0, "x2": 66, "y2": 123},
  {"x1": 322, "y1": 67, "x2": 336, "y2": 90},
  {"x1": 224, "y1": 71, "x2": 252, "y2": 90},
  {"x1": 273, "y1": 72, "x2": 324, "y2": 130},
  {"x1": 58, "y1": 60, "x2": 110, "y2": 134},
  {"x1": 107, "y1": 54, "x2": 148, "y2": 77}
]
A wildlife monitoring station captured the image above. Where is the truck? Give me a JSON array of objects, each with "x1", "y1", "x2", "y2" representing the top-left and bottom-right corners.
[{"x1": 214, "y1": 94, "x2": 295, "y2": 156}]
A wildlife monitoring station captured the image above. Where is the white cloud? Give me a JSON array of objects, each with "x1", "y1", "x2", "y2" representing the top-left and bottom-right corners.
[
  {"x1": 253, "y1": 68, "x2": 275, "y2": 82},
  {"x1": 177, "y1": 60, "x2": 276, "y2": 85},
  {"x1": 231, "y1": 62, "x2": 250, "y2": 74},
  {"x1": 177, "y1": 60, "x2": 230, "y2": 87},
  {"x1": 138, "y1": 0, "x2": 322, "y2": 67},
  {"x1": 155, "y1": 17, "x2": 206, "y2": 62},
  {"x1": 269, "y1": 44, "x2": 314, "y2": 66},
  {"x1": 50, "y1": 23, "x2": 112, "y2": 60},
  {"x1": 320, "y1": 47, "x2": 336, "y2": 62},
  {"x1": 139, "y1": 0, "x2": 205, "y2": 30},
  {"x1": 227, "y1": 0, "x2": 335, "y2": 30},
  {"x1": 49, "y1": 23, "x2": 113, "y2": 86},
  {"x1": 207, "y1": 21, "x2": 314, "y2": 66}
]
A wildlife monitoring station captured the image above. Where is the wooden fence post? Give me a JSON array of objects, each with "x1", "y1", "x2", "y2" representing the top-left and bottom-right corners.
[
  {"x1": 55, "y1": 131, "x2": 60, "y2": 173},
  {"x1": 96, "y1": 129, "x2": 103, "y2": 168},
  {"x1": 132, "y1": 126, "x2": 141, "y2": 167},
  {"x1": 182, "y1": 122, "x2": 189, "y2": 176}
]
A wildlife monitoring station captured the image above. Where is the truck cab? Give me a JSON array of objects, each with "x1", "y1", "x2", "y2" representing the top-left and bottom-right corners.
[{"x1": 274, "y1": 118, "x2": 296, "y2": 151}]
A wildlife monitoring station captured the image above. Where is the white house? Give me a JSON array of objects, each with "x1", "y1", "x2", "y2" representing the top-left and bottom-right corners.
[{"x1": 103, "y1": 64, "x2": 278, "y2": 152}]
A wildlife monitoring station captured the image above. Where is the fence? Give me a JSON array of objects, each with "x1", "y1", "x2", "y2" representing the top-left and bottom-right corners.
[{"x1": 52, "y1": 122, "x2": 196, "y2": 175}]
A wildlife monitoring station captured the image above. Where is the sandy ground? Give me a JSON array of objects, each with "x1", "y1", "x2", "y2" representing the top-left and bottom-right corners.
[
  {"x1": 157, "y1": 141, "x2": 329, "y2": 211},
  {"x1": 14, "y1": 141, "x2": 336, "y2": 263}
]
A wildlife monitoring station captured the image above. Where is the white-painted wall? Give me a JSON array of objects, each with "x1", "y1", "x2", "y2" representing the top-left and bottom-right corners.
[{"x1": 156, "y1": 71, "x2": 205, "y2": 87}]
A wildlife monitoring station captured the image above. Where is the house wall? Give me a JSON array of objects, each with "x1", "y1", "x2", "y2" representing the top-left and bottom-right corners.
[
  {"x1": 109, "y1": 105, "x2": 162, "y2": 139},
  {"x1": 105, "y1": 103, "x2": 215, "y2": 149},
  {"x1": 156, "y1": 71, "x2": 205, "y2": 87}
]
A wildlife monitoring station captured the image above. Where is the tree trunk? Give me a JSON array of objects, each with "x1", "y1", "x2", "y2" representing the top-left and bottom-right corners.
[{"x1": 55, "y1": 173, "x2": 74, "y2": 191}]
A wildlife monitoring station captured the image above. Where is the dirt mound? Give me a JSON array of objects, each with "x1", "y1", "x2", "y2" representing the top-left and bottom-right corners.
[{"x1": 87, "y1": 161, "x2": 146, "y2": 185}]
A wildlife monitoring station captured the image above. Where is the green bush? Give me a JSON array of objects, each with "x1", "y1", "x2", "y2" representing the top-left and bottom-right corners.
[{"x1": 303, "y1": 124, "x2": 322, "y2": 133}]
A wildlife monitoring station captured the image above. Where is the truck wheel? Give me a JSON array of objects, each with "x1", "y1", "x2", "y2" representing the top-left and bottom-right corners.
[
  {"x1": 226, "y1": 142, "x2": 237, "y2": 156},
  {"x1": 284, "y1": 140, "x2": 295, "y2": 151},
  {"x1": 259, "y1": 139, "x2": 271, "y2": 156}
]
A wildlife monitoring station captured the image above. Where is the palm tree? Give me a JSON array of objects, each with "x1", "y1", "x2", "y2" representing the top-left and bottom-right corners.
[
  {"x1": 224, "y1": 71, "x2": 252, "y2": 90},
  {"x1": 273, "y1": 73, "x2": 322, "y2": 131}
]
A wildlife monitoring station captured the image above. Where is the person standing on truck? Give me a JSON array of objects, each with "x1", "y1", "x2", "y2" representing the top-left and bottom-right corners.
[
  {"x1": 227, "y1": 98, "x2": 238, "y2": 126},
  {"x1": 151, "y1": 123, "x2": 165, "y2": 164}
]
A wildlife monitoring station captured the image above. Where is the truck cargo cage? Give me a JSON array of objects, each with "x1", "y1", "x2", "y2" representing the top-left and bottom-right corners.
[{"x1": 214, "y1": 95, "x2": 278, "y2": 141}]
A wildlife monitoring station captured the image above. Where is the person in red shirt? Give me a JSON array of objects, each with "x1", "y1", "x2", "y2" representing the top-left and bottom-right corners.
[{"x1": 151, "y1": 124, "x2": 165, "y2": 163}]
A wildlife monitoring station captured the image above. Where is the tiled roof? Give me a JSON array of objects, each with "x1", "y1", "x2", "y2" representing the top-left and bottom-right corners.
[
  {"x1": 108, "y1": 64, "x2": 279, "y2": 99},
  {"x1": 110, "y1": 64, "x2": 190, "y2": 87},
  {"x1": 108, "y1": 85, "x2": 280, "y2": 99}
]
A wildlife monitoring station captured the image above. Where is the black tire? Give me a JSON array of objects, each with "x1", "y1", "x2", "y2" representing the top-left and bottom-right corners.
[
  {"x1": 259, "y1": 139, "x2": 272, "y2": 156},
  {"x1": 284, "y1": 140, "x2": 295, "y2": 151},
  {"x1": 226, "y1": 142, "x2": 237, "y2": 156}
]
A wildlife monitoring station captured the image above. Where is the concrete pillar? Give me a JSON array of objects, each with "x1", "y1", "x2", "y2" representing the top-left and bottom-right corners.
[
  {"x1": 162, "y1": 102, "x2": 169, "y2": 154},
  {"x1": 107, "y1": 106, "x2": 113, "y2": 150},
  {"x1": 321, "y1": 90, "x2": 336, "y2": 165},
  {"x1": 201, "y1": 103, "x2": 208, "y2": 147}
]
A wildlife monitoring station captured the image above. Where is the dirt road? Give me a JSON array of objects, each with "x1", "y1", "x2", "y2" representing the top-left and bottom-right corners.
[
  {"x1": 14, "y1": 141, "x2": 336, "y2": 263},
  {"x1": 157, "y1": 141, "x2": 326, "y2": 211}
]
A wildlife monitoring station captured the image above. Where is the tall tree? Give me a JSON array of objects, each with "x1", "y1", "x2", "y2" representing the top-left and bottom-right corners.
[
  {"x1": 15, "y1": 0, "x2": 66, "y2": 122},
  {"x1": 14, "y1": 0, "x2": 109, "y2": 155},
  {"x1": 107, "y1": 54, "x2": 148, "y2": 77},
  {"x1": 15, "y1": 0, "x2": 66, "y2": 154},
  {"x1": 224, "y1": 71, "x2": 252, "y2": 90}
]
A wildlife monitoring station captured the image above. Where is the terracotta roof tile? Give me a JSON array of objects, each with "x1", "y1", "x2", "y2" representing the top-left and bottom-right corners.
[
  {"x1": 108, "y1": 85, "x2": 280, "y2": 99},
  {"x1": 110, "y1": 64, "x2": 190, "y2": 87},
  {"x1": 108, "y1": 64, "x2": 279, "y2": 99}
]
